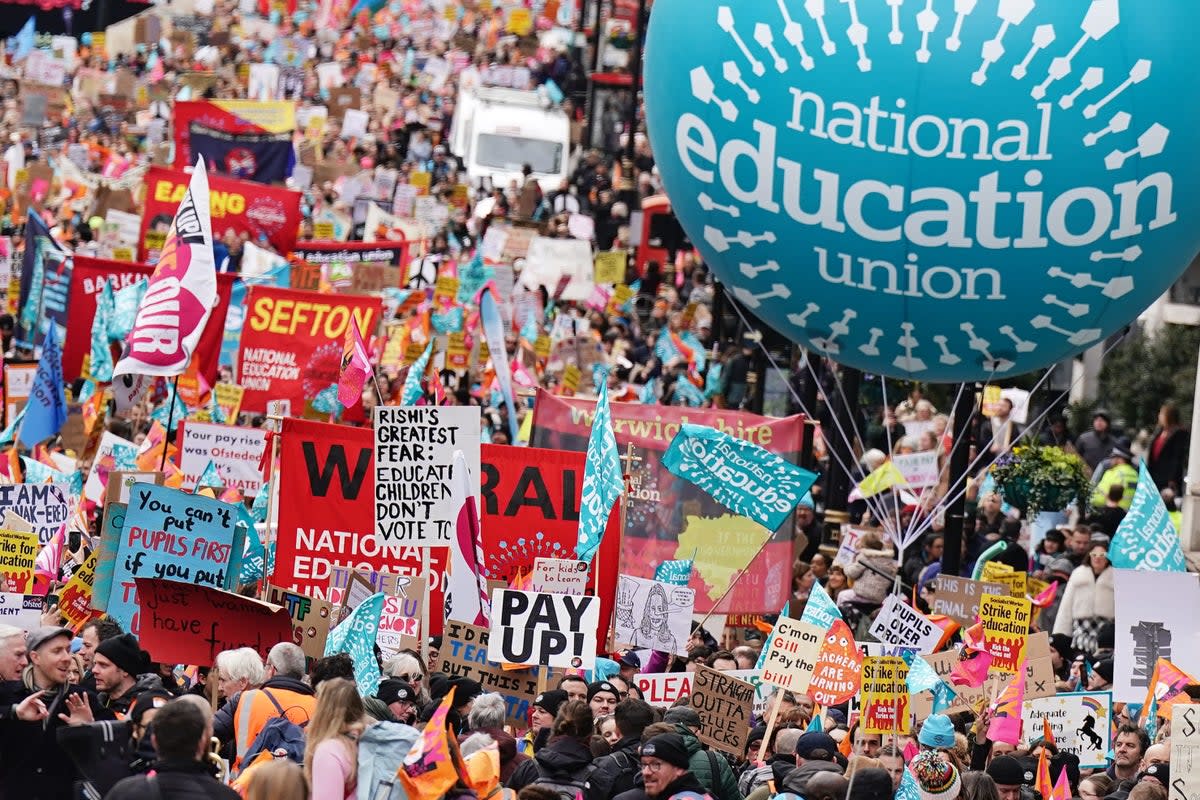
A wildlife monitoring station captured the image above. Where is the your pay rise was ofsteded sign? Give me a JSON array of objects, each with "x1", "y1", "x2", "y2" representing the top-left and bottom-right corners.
[{"x1": 373, "y1": 406, "x2": 480, "y2": 546}]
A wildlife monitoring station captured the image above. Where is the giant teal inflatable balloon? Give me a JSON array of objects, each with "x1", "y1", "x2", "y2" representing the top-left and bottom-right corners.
[{"x1": 644, "y1": 0, "x2": 1200, "y2": 380}]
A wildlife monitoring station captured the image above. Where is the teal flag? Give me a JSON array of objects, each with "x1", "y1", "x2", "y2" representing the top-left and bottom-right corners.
[
  {"x1": 90, "y1": 280, "x2": 115, "y2": 382},
  {"x1": 663, "y1": 423, "x2": 818, "y2": 532},
  {"x1": 237, "y1": 505, "x2": 265, "y2": 586},
  {"x1": 324, "y1": 592, "x2": 385, "y2": 694},
  {"x1": 197, "y1": 460, "x2": 223, "y2": 489},
  {"x1": 151, "y1": 383, "x2": 189, "y2": 434},
  {"x1": 800, "y1": 581, "x2": 844, "y2": 631},
  {"x1": 655, "y1": 555, "x2": 694, "y2": 587},
  {"x1": 19, "y1": 325, "x2": 67, "y2": 448},
  {"x1": 1109, "y1": 461, "x2": 1186, "y2": 572},
  {"x1": 895, "y1": 766, "x2": 922, "y2": 800},
  {"x1": 904, "y1": 652, "x2": 957, "y2": 713},
  {"x1": 401, "y1": 340, "x2": 433, "y2": 406},
  {"x1": 575, "y1": 377, "x2": 622, "y2": 564}
]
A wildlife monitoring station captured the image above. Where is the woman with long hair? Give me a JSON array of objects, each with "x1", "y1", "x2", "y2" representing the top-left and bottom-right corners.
[
  {"x1": 247, "y1": 760, "x2": 308, "y2": 800},
  {"x1": 304, "y1": 678, "x2": 365, "y2": 800}
]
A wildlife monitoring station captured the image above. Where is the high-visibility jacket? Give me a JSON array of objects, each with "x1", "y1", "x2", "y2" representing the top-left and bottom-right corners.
[
  {"x1": 1092, "y1": 462, "x2": 1138, "y2": 510},
  {"x1": 232, "y1": 687, "x2": 316, "y2": 770}
]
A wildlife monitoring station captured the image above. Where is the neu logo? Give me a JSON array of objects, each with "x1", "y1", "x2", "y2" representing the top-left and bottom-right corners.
[{"x1": 645, "y1": 0, "x2": 1200, "y2": 379}]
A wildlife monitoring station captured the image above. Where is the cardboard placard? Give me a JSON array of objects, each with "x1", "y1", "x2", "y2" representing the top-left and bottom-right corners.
[
  {"x1": 929, "y1": 575, "x2": 1008, "y2": 626},
  {"x1": 439, "y1": 620, "x2": 539, "y2": 727},
  {"x1": 1172, "y1": 704, "x2": 1200, "y2": 799},
  {"x1": 689, "y1": 665, "x2": 755, "y2": 756},
  {"x1": 530, "y1": 558, "x2": 589, "y2": 595},
  {"x1": 372, "y1": 406, "x2": 481, "y2": 546},
  {"x1": 136, "y1": 577, "x2": 291, "y2": 667},
  {"x1": 488, "y1": 588, "x2": 598, "y2": 669},
  {"x1": 910, "y1": 631, "x2": 1055, "y2": 718},
  {"x1": 327, "y1": 87, "x2": 362, "y2": 120},
  {"x1": 265, "y1": 585, "x2": 335, "y2": 660}
]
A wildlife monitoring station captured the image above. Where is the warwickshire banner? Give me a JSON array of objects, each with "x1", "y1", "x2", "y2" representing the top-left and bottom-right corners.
[
  {"x1": 479, "y1": 444, "x2": 619, "y2": 645},
  {"x1": 138, "y1": 166, "x2": 302, "y2": 262},
  {"x1": 531, "y1": 391, "x2": 807, "y2": 613},
  {"x1": 172, "y1": 100, "x2": 296, "y2": 170},
  {"x1": 274, "y1": 418, "x2": 449, "y2": 631},
  {"x1": 64, "y1": 256, "x2": 235, "y2": 386},
  {"x1": 236, "y1": 286, "x2": 382, "y2": 413}
]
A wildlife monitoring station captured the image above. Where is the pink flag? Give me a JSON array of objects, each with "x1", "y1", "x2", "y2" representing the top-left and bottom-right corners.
[
  {"x1": 1050, "y1": 765, "x2": 1071, "y2": 800},
  {"x1": 1031, "y1": 581, "x2": 1058, "y2": 609},
  {"x1": 337, "y1": 316, "x2": 373, "y2": 407},
  {"x1": 443, "y1": 450, "x2": 489, "y2": 626},
  {"x1": 34, "y1": 523, "x2": 66, "y2": 594},
  {"x1": 949, "y1": 646, "x2": 994, "y2": 688},
  {"x1": 987, "y1": 668, "x2": 1027, "y2": 745},
  {"x1": 114, "y1": 159, "x2": 217, "y2": 377}
]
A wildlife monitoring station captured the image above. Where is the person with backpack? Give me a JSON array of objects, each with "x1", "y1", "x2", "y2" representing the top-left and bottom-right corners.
[
  {"x1": 304, "y1": 678, "x2": 365, "y2": 800},
  {"x1": 506, "y1": 700, "x2": 598, "y2": 798},
  {"x1": 588, "y1": 698, "x2": 655, "y2": 800},
  {"x1": 662, "y1": 708, "x2": 743, "y2": 800},
  {"x1": 212, "y1": 642, "x2": 316, "y2": 774}
]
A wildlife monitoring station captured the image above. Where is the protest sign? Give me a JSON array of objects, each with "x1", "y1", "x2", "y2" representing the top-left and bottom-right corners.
[
  {"x1": 760, "y1": 616, "x2": 824, "y2": 693},
  {"x1": 810, "y1": 619, "x2": 863, "y2": 706},
  {"x1": 372, "y1": 406, "x2": 481, "y2": 546},
  {"x1": 108, "y1": 484, "x2": 239, "y2": 634},
  {"x1": 488, "y1": 588, "x2": 599, "y2": 669},
  {"x1": 833, "y1": 525, "x2": 874, "y2": 568},
  {"x1": 912, "y1": 631, "x2": 1056, "y2": 718},
  {"x1": 0, "y1": 483, "x2": 73, "y2": 544},
  {"x1": 237, "y1": 286, "x2": 382, "y2": 413},
  {"x1": 530, "y1": 558, "x2": 589, "y2": 595},
  {"x1": 0, "y1": 593, "x2": 41, "y2": 630},
  {"x1": 1021, "y1": 691, "x2": 1113, "y2": 768},
  {"x1": 522, "y1": 236, "x2": 593, "y2": 301},
  {"x1": 139, "y1": 165, "x2": 301, "y2": 260},
  {"x1": 83, "y1": 432, "x2": 139, "y2": 504},
  {"x1": 335, "y1": 571, "x2": 378, "y2": 627},
  {"x1": 4, "y1": 363, "x2": 36, "y2": 425},
  {"x1": 861, "y1": 656, "x2": 911, "y2": 735},
  {"x1": 1114, "y1": 569, "x2": 1200, "y2": 703},
  {"x1": 274, "y1": 419, "x2": 448, "y2": 627},
  {"x1": 60, "y1": 552, "x2": 98, "y2": 630},
  {"x1": 891, "y1": 451, "x2": 940, "y2": 489},
  {"x1": 439, "y1": 620, "x2": 539, "y2": 727},
  {"x1": 689, "y1": 666, "x2": 755, "y2": 755},
  {"x1": 1172, "y1": 705, "x2": 1200, "y2": 800},
  {"x1": 979, "y1": 594, "x2": 1032, "y2": 674},
  {"x1": 136, "y1": 578, "x2": 291, "y2": 667},
  {"x1": 593, "y1": 251, "x2": 626, "y2": 284},
  {"x1": 614, "y1": 574, "x2": 694, "y2": 655},
  {"x1": 869, "y1": 595, "x2": 942, "y2": 654},
  {"x1": 179, "y1": 422, "x2": 268, "y2": 494},
  {"x1": 326, "y1": 566, "x2": 421, "y2": 606},
  {"x1": 324, "y1": 591, "x2": 385, "y2": 693},
  {"x1": 377, "y1": 575, "x2": 424, "y2": 658},
  {"x1": 264, "y1": 585, "x2": 335, "y2": 660},
  {"x1": 532, "y1": 392, "x2": 806, "y2": 613},
  {"x1": 979, "y1": 563, "x2": 1028, "y2": 598},
  {"x1": 636, "y1": 673, "x2": 696, "y2": 708},
  {"x1": 662, "y1": 424, "x2": 817, "y2": 532},
  {"x1": 0, "y1": 529, "x2": 37, "y2": 593},
  {"x1": 929, "y1": 575, "x2": 1008, "y2": 627}
]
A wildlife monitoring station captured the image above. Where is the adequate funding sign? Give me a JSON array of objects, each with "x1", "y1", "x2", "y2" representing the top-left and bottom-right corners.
[{"x1": 644, "y1": 1, "x2": 1200, "y2": 380}]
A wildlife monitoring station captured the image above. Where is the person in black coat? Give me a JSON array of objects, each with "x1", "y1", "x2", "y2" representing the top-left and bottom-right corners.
[
  {"x1": 0, "y1": 626, "x2": 112, "y2": 800},
  {"x1": 507, "y1": 700, "x2": 597, "y2": 793},
  {"x1": 588, "y1": 699, "x2": 655, "y2": 800},
  {"x1": 1147, "y1": 403, "x2": 1189, "y2": 492}
]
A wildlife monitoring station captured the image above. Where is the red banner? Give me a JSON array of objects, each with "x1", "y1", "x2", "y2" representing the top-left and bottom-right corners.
[
  {"x1": 135, "y1": 577, "x2": 292, "y2": 667},
  {"x1": 172, "y1": 100, "x2": 294, "y2": 170},
  {"x1": 531, "y1": 390, "x2": 807, "y2": 614},
  {"x1": 480, "y1": 444, "x2": 619, "y2": 646},
  {"x1": 275, "y1": 418, "x2": 448, "y2": 631},
  {"x1": 236, "y1": 286, "x2": 382, "y2": 414},
  {"x1": 138, "y1": 166, "x2": 301, "y2": 262},
  {"x1": 64, "y1": 255, "x2": 234, "y2": 386}
]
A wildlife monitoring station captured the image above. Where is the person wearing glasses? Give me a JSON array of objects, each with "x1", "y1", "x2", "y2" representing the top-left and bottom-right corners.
[{"x1": 639, "y1": 733, "x2": 714, "y2": 800}]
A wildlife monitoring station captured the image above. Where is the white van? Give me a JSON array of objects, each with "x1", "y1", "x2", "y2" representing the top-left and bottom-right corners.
[{"x1": 450, "y1": 86, "x2": 572, "y2": 193}]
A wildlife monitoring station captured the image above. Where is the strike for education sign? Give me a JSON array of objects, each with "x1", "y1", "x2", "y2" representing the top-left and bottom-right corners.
[
  {"x1": 861, "y1": 656, "x2": 911, "y2": 735},
  {"x1": 662, "y1": 423, "x2": 817, "y2": 532},
  {"x1": 487, "y1": 588, "x2": 599, "y2": 670},
  {"x1": 236, "y1": 286, "x2": 382, "y2": 414},
  {"x1": 978, "y1": 594, "x2": 1032, "y2": 675},
  {"x1": 372, "y1": 406, "x2": 481, "y2": 546}
]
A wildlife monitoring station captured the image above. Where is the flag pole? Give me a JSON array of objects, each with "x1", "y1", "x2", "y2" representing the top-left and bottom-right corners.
[
  {"x1": 258, "y1": 424, "x2": 281, "y2": 600},
  {"x1": 160, "y1": 376, "x2": 179, "y2": 471},
  {"x1": 421, "y1": 546, "x2": 431, "y2": 668}
]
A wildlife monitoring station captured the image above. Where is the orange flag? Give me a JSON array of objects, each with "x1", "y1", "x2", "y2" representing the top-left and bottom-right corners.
[
  {"x1": 1141, "y1": 657, "x2": 1198, "y2": 718},
  {"x1": 1042, "y1": 716, "x2": 1055, "y2": 746},
  {"x1": 396, "y1": 689, "x2": 460, "y2": 800},
  {"x1": 1034, "y1": 746, "x2": 1053, "y2": 799}
]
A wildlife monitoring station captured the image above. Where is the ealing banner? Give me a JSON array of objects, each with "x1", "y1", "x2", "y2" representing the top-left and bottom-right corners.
[
  {"x1": 274, "y1": 418, "x2": 448, "y2": 631},
  {"x1": 532, "y1": 390, "x2": 806, "y2": 613},
  {"x1": 172, "y1": 100, "x2": 296, "y2": 170},
  {"x1": 236, "y1": 286, "x2": 381, "y2": 414},
  {"x1": 663, "y1": 423, "x2": 818, "y2": 532},
  {"x1": 138, "y1": 166, "x2": 302, "y2": 263}
]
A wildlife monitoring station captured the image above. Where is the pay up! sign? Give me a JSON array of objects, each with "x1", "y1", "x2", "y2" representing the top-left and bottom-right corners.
[{"x1": 488, "y1": 588, "x2": 599, "y2": 669}]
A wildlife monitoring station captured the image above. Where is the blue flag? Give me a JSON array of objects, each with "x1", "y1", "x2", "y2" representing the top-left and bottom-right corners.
[
  {"x1": 11, "y1": 17, "x2": 34, "y2": 62},
  {"x1": 19, "y1": 325, "x2": 67, "y2": 448},
  {"x1": 663, "y1": 423, "x2": 818, "y2": 532},
  {"x1": 1109, "y1": 461, "x2": 1186, "y2": 572},
  {"x1": 401, "y1": 340, "x2": 433, "y2": 406},
  {"x1": 654, "y1": 555, "x2": 694, "y2": 586},
  {"x1": 17, "y1": 211, "x2": 69, "y2": 350},
  {"x1": 188, "y1": 125, "x2": 294, "y2": 184},
  {"x1": 575, "y1": 377, "x2": 623, "y2": 564},
  {"x1": 800, "y1": 580, "x2": 844, "y2": 631},
  {"x1": 325, "y1": 592, "x2": 385, "y2": 694}
]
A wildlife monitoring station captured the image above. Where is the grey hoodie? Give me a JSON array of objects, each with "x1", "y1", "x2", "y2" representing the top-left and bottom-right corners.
[{"x1": 780, "y1": 760, "x2": 845, "y2": 796}]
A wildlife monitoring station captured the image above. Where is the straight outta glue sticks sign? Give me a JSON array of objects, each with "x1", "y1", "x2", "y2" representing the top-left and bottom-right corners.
[{"x1": 487, "y1": 588, "x2": 599, "y2": 670}]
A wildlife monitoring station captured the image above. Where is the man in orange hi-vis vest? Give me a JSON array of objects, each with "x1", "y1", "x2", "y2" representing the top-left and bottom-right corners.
[{"x1": 211, "y1": 642, "x2": 316, "y2": 771}]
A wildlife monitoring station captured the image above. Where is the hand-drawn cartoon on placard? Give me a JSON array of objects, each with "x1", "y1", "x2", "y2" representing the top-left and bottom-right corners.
[{"x1": 614, "y1": 574, "x2": 694, "y2": 655}]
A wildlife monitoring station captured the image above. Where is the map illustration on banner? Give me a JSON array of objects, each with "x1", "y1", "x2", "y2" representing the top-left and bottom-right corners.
[{"x1": 644, "y1": 1, "x2": 1200, "y2": 379}]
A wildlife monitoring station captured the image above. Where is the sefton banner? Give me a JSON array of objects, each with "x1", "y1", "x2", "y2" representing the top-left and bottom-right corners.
[
  {"x1": 274, "y1": 418, "x2": 448, "y2": 631},
  {"x1": 64, "y1": 256, "x2": 234, "y2": 386},
  {"x1": 172, "y1": 100, "x2": 296, "y2": 170},
  {"x1": 479, "y1": 444, "x2": 619, "y2": 646},
  {"x1": 236, "y1": 286, "x2": 382, "y2": 413},
  {"x1": 115, "y1": 163, "x2": 218, "y2": 378},
  {"x1": 532, "y1": 391, "x2": 806, "y2": 613},
  {"x1": 138, "y1": 166, "x2": 302, "y2": 262}
]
